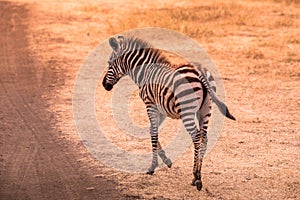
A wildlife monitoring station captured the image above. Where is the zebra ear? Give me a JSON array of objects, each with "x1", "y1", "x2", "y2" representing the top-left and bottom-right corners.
[
  {"x1": 117, "y1": 35, "x2": 124, "y2": 47},
  {"x1": 117, "y1": 35, "x2": 124, "y2": 41},
  {"x1": 109, "y1": 37, "x2": 119, "y2": 51}
]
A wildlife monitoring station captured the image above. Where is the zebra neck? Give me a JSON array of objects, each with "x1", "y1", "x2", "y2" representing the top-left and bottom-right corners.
[
  {"x1": 128, "y1": 63, "x2": 152, "y2": 87},
  {"x1": 128, "y1": 63, "x2": 171, "y2": 88},
  {"x1": 125, "y1": 52, "x2": 155, "y2": 86},
  {"x1": 124, "y1": 47, "x2": 170, "y2": 87}
]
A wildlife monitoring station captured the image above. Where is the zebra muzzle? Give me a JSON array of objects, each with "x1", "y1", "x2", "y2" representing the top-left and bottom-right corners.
[{"x1": 102, "y1": 80, "x2": 113, "y2": 91}]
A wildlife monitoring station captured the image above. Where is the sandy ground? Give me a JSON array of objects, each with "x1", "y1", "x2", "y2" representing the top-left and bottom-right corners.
[{"x1": 0, "y1": 0, "x2": 299, "y2": 199}]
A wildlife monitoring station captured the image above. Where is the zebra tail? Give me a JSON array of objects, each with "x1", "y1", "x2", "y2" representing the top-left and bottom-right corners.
[
  {"x1": 195, "y1": 63, "x2": 236, "y2": 121},
  {"x1": 211, "y1": 94, "x2": 236, "y2": 121}
]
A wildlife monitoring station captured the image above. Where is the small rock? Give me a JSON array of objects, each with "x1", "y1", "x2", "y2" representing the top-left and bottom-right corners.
[
  {"x1": 86, "y1": 187, "x2": 94, "y2": 191},
  {"x1": 254, "y1": 173, "x2": 260, "y2": 178}
]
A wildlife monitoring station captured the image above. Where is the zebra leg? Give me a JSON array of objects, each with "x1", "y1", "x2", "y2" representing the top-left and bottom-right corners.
[
  {"x1": 158, "y1": 141, "x2": 172, "y2": 168},
  {"x1": 191, "y1": 129, "x2": 207, "y2": 191},
  {"x1": 192, "y1": 95, "x2": 211, "y2": 190},
  {"x1": 146, "y1": 106, "x2": 160, "y2": 175},
  {"x1": 157, "y1": 114, "x2": 172, "y2": 168},
  {"x1": 181, "y1": 113, "x2": 204, "y2": 191}
]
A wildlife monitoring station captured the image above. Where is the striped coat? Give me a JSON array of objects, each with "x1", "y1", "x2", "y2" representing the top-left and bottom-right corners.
[{"x1": 102, "y1": 36, "x2": 235, "y2": 191}]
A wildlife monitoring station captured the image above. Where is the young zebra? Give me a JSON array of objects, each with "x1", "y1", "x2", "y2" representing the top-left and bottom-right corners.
[{"x1": 102, "y1": 36, "x2": 235, "y2": 191}]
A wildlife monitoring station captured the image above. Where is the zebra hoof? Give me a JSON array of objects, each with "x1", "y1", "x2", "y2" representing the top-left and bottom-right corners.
[
  {"x1": 165, "y1": 159, "x2": 172, "y2": 168},
  {"x1": 146, "y1": 170, "x2": 155, "y2": 175},
  {"x1": 191, "y1": 178, "x2": 196, "y2": 186},
  {"x1": 194, "y1": 180, "x2": 203, "y2": 191}
]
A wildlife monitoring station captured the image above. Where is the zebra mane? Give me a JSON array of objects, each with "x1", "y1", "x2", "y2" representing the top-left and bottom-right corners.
[{"x1": 123, "y1": 36, "x2": 171, "y2": 65}]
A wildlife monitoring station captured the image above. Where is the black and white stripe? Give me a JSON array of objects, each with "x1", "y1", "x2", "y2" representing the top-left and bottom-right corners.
[{"x1": 102, "y1": 36, "x2": 235, "y2": 191}]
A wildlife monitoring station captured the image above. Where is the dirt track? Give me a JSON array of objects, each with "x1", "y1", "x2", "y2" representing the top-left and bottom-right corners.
[
  {"x1": 0, "y1": 0, "x2": 300, "y2": 200},
  {"x1": 0, "y1": 2, "x2": 125, "y2": 199}
]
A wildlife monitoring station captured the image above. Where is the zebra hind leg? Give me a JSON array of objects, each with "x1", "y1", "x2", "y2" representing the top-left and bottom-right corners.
[
  {"x1": 191, "y1": 129, "x2": 207, "y2": 191},
  {"x1": 192, "y1": 96, "x2": 211, "y2": 190},
  {"x1": 181, "y1": 112, "x2": 206, "y2": 191}
]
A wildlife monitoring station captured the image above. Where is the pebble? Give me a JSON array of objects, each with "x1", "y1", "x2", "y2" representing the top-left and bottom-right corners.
[
  {"x1": 94, "y1": 174, "x2": 103, "y2": 178},
  {"x1": 86, "y1": 187, "x2": 95, "y2": 191}
]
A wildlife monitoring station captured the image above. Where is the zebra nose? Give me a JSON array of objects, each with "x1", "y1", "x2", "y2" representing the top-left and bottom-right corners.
[{"x1": 102, "y1": 79, "x2": 113, "y2": 91}]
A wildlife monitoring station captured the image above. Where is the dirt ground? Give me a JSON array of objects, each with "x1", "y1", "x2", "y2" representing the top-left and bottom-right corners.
[{"x1": 0, "y1": 0, "x2": 299, "y2": 199}]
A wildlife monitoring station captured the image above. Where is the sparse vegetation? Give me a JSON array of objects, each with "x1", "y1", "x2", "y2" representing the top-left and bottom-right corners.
[
  {"x1": 245, "y1": 47, "x2": 265, "y2": 59},
  {"x1": 273, "y1": 0, "x2": 300, "y2": 4},
  {"x1": 18, "y1": 0, "x2": 300, "y2": 199}
]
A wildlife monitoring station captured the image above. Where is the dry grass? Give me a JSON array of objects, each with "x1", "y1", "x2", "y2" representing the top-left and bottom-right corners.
[
  {"x1": 24, "y1": 0, "x2": 300, "y2": 199},
  {"x1": 84, "y1": 0, "x2": 300, "y2": 68},
  {"x1": 105, "y1": 3, "x2": 258, "y2": 39},
  {"x1": 245, "y1": 47, "x2": 265, "y2": 59},
  {"x1": 273, "y1": 0, "x2": 300, "y2": 4}
]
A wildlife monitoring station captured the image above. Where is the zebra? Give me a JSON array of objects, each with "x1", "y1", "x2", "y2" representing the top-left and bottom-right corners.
[{"x1": 102, "y1": 35, "x2": 235, "y2": 191}]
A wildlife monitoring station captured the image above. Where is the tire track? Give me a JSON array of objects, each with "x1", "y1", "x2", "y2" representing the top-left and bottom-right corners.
[{"x1": 0, "y1": 2, "x2": 123, "y2": 199}]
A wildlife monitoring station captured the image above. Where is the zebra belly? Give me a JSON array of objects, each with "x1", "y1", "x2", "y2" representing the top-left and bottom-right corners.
[
  {"x1": 156, "y1": 96, "x2": 180, "y2": 119},
  {"x1": 139, "y1": 84, "x2": 178, "y2": 119},
  {"x1": 155, "y1": 85, "x2": 202, "y2": 119},
  {"x1": 139, "y1": 68, "x2": 203, "y2": 119}
]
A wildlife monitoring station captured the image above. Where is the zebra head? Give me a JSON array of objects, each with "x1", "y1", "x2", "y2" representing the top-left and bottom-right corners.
[{"x1": 102, "y1": 35, "x2": 126, "y2": 91}]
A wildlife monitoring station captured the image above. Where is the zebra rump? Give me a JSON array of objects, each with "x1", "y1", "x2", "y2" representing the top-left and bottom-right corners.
[{"x1": 193, "y1": 62, "x2": 236, "y2": 121}]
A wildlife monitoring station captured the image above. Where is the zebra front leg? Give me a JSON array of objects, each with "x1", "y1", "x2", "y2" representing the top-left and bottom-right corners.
[
  {"x1": 156, "y1": 114, "x2": 172, "y2": 168},
  {"x1": 191, "y1": 129, "x2": 207, "y2": 191},
  {"x1": 146, "y1": 107, "x2": 160, "y2": 175},
  {"x1": 147, "y1": 133, "x2": 159, "y2": 175},
  {"x1": 158, "y1": 141, "x2": 172, "y2": 168}
]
